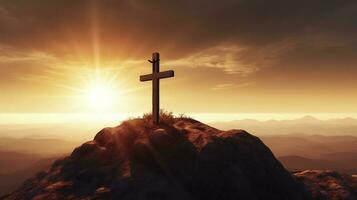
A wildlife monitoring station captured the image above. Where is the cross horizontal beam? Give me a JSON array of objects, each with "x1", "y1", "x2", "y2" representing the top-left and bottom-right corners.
[
  {"x1": 139, "y1": 52, "x2": 174, "y2": 124},
  {"x1": 140, "y1": 70, "x2": 174, "y2": 82}
]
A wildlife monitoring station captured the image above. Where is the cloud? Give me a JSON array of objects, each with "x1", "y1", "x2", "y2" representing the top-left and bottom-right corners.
[
  {"x1": 0, "y1": 46, "x2": 55, "y2": 63},
  {"x1": 212, "y1": 82, "x2": 255, "y2": 91},
  {"x1": 167, "y1": 45, "x2": 259, "y2": 75},
  {"x1": 0, "y1": 0, "x2": 356, "y2": 58}
]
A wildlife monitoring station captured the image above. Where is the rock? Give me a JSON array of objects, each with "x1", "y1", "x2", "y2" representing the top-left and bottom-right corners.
[
  {"x1": 3, "y1": 117, "x2": 312, "y2": 200},
  {"x1": 294, "y1": 170, "x2": 357, "y2": 200},
  {"x1": 94, "y1": 128, "x2": 113, "y2": 147}
]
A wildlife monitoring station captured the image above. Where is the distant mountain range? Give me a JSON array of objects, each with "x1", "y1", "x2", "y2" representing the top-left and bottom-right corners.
[
  {"x1": 279, "y1": 155, "x2": 357, "y2": 174},
  {"x1": 0, "y1": 137, "x2": 75, "y2": 196},
  {"x1": 0, "y1": 122, "x2": 108, "y2": 142},
  {"x1": 0, "y1": 151, "x2": 44, "y2": 174},
  {"x1": 210, "y1": 116, "x2": 357, "y2": 136},
  {"x1": 0, "y1": 137, "x2": 77, "y2": 156},
  {"x1": 0, "y1": 155, "x2": 57, "y2": 196},
  {"x1": 262, "y1": 134, "x2": 357, "y2": 174},
  {"x1": 261, "y1": 134, "x2": 357, "y2": 158}
]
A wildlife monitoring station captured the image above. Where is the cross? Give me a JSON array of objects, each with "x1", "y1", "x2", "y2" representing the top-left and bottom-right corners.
[{"x1": 140, "y1": 52, "x2": 174, "y2": 124}]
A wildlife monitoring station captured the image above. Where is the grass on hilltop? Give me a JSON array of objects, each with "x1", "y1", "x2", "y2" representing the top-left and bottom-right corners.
[{"x1": 142, "y1": 110, "x2": 191, "y2": 125}]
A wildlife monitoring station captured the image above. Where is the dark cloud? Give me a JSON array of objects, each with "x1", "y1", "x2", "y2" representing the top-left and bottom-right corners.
[{"x1": 0, "y1": 0, "x2": 356, "y2": 56}]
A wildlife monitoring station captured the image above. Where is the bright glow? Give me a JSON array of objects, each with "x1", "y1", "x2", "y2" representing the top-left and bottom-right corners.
[{"x1": 84, "y1": 81, "x2": 118, "y2": 111}]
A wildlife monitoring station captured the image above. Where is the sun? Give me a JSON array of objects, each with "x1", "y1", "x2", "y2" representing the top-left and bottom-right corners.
[
  {"x1": 87, "y1": 84, "x2": 114, "y2": 108},
  {"x1": 72, "y1": 67, "x2": 126, "y2": 112},
  {"x1": 83, "y1": 81, "x2": 119, "y2": 111}
]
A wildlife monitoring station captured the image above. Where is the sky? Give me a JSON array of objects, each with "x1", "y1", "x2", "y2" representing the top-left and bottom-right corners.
[{"x1": 1, "y1": 0, "x2": 357, "y2": 114}]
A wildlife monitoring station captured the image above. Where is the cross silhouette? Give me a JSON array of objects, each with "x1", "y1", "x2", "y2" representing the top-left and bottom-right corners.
[{"x1": 140, "y1": 52, "x2": 174, "y2": 124}]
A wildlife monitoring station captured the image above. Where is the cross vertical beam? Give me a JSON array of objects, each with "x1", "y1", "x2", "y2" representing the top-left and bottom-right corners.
[
  {"x1": 140, "y1": 52, "x2": 175, "y2": 124},
  {"x1": 152, "y1": 52, "x2": 160, "y2": 124}
]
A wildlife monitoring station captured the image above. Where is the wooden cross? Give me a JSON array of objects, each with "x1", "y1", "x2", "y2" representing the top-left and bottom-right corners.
[{"x1": 140, "y1": 52, "x2": 174, "y2": 124}]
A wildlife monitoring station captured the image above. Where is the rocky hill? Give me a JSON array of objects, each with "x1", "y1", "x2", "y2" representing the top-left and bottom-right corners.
[{"x1": 2, "y1": 115, "x2": 313, "y2": 200}]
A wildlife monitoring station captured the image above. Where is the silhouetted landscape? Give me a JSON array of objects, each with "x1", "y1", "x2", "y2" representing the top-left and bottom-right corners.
[
  {"x1": 1, "y1": 116, "x2": 357, "y2": 198},
  {"x1": 0, "y1": 116, "x2": 314, "y2": 199},
  {"x1": 2, "y1": 0, "x2": 357, "y2": 199}
]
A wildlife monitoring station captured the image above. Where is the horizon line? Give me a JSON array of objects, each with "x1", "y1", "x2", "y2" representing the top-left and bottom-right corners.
[{"x1": 1, "y1": 112, "x2": 357, "y2": 125}]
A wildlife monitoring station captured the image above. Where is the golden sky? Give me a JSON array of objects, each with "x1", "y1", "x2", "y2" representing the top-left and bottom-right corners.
[{"x1": 0, "y1": 0, "x2": 357, "y2": 114}]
